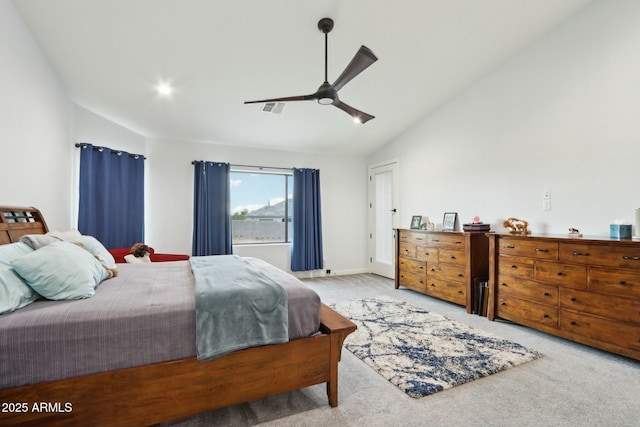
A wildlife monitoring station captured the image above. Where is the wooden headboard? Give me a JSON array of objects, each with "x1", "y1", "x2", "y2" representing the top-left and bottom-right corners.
[{"x1": 0, "y1": 206, "x2": 48, "y2": 245}]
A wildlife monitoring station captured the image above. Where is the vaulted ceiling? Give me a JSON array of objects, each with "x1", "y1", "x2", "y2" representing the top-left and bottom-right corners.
[{"x1": 14, "y1": 0, "x2": 596, "y2": 155}]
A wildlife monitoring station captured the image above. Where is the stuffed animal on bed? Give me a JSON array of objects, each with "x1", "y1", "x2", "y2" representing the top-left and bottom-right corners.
[{"x1": 124, "y1": 243, "x2": 151, "y2": 263}]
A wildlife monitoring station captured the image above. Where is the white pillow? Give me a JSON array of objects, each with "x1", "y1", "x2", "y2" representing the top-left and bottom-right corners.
[
  {"x1": 20, "y1": 234, "x2": 61, "y2": 250},
  {"x1": 47, "y1": 229, "x2": 82, "y2": 241},
  {"x1": 11, "y1": 241, "x2": 108, "y2": 300},
  {"x1": 71, "y1": 235, "x2": 117, "y2": 269}
]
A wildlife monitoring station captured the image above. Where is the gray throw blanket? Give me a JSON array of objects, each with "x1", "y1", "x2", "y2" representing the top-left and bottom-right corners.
[{"x1": 190, "y1": 255, "x2": 288, "y2": 361}]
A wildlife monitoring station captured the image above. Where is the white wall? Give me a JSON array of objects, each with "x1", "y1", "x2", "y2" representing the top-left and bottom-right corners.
[
  {"x1": 369, "y1": 0, "x2": 640, "y2": 237},
  {"x1": 0, "y1": 0, "x2": 72, "y2": 231},
  {"x1": 145, "y1": 138, "x2": 369, "y2": 274}
]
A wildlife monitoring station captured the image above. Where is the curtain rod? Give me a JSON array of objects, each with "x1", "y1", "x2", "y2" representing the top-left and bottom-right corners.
[
  {"x1": 191, "y1": 161, "x2": 293, "y2": 171},
  {"x1": 75, "y1": 142, "x2": 146, "y2": 160}
]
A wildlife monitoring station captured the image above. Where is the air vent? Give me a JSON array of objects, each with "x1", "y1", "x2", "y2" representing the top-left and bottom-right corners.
[{"x1": 263, "y1": 102, "x2": 285, "y2": 114}]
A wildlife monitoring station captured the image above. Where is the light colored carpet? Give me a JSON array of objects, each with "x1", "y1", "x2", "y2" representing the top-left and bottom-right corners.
[
  {"x1": 332, "y1": 297, "x2": 542, "y2": 398},
  {"x1": 170, "y1": 273, "x2": 640, "y2": 427}
]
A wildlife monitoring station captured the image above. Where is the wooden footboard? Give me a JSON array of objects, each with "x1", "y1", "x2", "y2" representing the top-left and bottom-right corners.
[{"x1": 0, "y1": 304, "x2": 355, "y2": 427}]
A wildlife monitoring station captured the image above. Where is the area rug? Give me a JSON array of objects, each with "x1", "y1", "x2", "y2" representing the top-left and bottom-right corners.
[{"x1": 331, "y1": 297, "x2": 542, "y2": 398}]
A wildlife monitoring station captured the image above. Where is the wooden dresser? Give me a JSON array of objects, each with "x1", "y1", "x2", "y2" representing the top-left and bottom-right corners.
[
  {"x1": 395, "y1": 229, "x2": 489, "y2": 313},
  {"x1": 487, "y1": 233, "x2": 640, "y2": 361}
]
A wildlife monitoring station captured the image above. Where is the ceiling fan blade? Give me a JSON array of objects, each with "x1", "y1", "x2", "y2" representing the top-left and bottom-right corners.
[
  {"x1": 331, "y1": 45, "x2": 378, "y2": 92},
  {"x1": 244, "y1": 94, "x2": 315, "y2": 104},
  {"x1": 334, "y1": 100, "x2": 375, "y2": 124}
]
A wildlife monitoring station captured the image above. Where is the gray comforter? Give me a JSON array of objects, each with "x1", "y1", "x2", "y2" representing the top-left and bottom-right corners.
[
  {"x1": 0, "y1": 258, "x2": 320, "y2": 390},
  {"x1": 191, "y1": 255, "x2": 288, "y2": 360}
]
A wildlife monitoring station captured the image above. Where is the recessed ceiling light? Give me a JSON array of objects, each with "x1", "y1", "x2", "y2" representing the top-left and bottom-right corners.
[{"x1": 156, "y1": 83, "x2": 173, "y2": 96}]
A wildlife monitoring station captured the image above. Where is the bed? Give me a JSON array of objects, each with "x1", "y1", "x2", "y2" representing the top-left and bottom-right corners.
[{"x1": 0, "y1": 206, "x2": 356, "y2": 427}]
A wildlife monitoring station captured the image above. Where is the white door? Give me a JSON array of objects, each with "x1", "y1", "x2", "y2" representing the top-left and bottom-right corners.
[{"x1": 368, "y1": 160, "x2": 399, "y2": 278}]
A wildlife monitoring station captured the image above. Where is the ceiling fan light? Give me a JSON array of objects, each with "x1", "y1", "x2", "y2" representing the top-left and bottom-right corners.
[
  {"x1": 353, "y1": 116, "x2": 362, "y2": 124},
  {"x1": 317, "y1": 97, "x2": 334, "y2": 105}
]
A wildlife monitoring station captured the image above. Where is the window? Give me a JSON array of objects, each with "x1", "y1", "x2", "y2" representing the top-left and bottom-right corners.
[{"x1": 230, "y1": 169, "x2": 292, "y2": 244}]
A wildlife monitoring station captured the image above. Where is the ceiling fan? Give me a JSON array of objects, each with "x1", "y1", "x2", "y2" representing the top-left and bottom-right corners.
[{"x1": 244, "y1": 18, "x2": 378, "y2": 124}]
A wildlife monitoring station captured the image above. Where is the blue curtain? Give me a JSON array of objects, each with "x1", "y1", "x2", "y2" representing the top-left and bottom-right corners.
[
  {"x1": 192, "y1": 161, "x2": 232, "y2": 256},
  {"x1": 291, "y1": 168, "x2": 323, "y2": 271},
  {"x1": 78, "y1": 144, "x2": 145, "y2": 249}
]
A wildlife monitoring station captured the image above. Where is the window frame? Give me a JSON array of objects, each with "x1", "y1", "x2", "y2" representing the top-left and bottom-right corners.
[{"x1": 230, "y1": 167, "x2": 293, "y2": 245}]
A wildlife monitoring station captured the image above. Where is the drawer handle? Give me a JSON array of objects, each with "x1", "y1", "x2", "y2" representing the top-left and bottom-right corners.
[
  {"x1": 570, "y1": 297, "x2": 577, "y2": 302},
  {"x1": 419, "y1": 266, "x2": 424, "y2": 269},
  {"x1": 430, "y1": 268, "x2": 436, "y2": 272},
  {"x1": 501, "y1": 283, "x2": 507, "y2": 287},
  {"x1": 543, "y1": 292, "x2": 550, "y2": 296},
  {"x1": 415, "y1": 237, "x2": 423, "y2": 241},
  {"x1": 432, "y1": 239, "x2": 440, "y2": 242},
  {"x1": 454, "y1": 241, "x2": 462, "y2": 244},
  {"x1": 500, "y1": 302, "x2": 506, "y2": 306},
  {"x1": 619, "y1": 280, "x2": 627, "y2": 285},
  {"x1": 458, "y1": 274, "x2": 464, "y2": 277},
  {"x1": 419, "y1": 280, "x2": 424, "y2": 284},
  {"x1": 572, "y1": 252, "x2": 590, "y2": 256},
  {"x1": 511, "y1": 265, "x2": 518, "y2": 269},
  {"x1": 458, "y1": 290, "x2": 463, "y2": 294},
  {"x1": 424, "y1": 252, "x2": 430, "y2": 255},
  {"x1": 535, "y1": 248, "x2": 549, "y2": 253},
  {"x1": 556, "y1": 271, "x2": 563, "y2": 276},
  {"x1": 430, "y1": 283, "x2": 435, "y2": 287},
  {"x1": 450, "y1": 255, "x2": 457, "y2": 259},
  {"x1": 570, "y1": 321, "x2": 577, "y2": 325},
  {"x1": 622, "y1": 255, "x2": 640, "y2": 261},
  {"x1": 543, "y1": 314, "x2": 550, "y2": 318},
  {"x1": 503, "y1": 245, "x2": 515, "y2": 249}
]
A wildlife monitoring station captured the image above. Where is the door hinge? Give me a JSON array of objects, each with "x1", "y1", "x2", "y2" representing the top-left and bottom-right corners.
[{"x1": 369, "y1": 257, "x2": 372, "y2": 263}]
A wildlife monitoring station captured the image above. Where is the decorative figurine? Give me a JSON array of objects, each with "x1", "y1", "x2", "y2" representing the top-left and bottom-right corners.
[
  {"x1": 568, "y1": 227, "x2": 583, "y2": 238},
  {"x1": 503, "y1": 217, "x2": 530, "y2": 234}
]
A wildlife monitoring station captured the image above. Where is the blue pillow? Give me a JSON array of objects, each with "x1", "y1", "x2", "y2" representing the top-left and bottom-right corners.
[
  {"x1": 0, "y1": 242, "x2": 39, "y2": 314},
  {"x1": 11, "y1": 241, "x2": 109, "y2": 300}
]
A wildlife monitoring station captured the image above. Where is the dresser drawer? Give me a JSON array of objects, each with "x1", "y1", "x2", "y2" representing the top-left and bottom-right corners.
[
  {"x1": 429, "y1": 264, "x2": 466, "y2": 283},
  {"x1": 560, "y1": 288, "x2": 640, "y2": 324},
  {"x1": 560, "y1": 310, "x2": 640, "y2": 351},
  {"x1": 425, "y1": 278, "x2": 466, "y2": 305},
  {"x1": 589, "y1": 267, "x2": 640, "y2": 298},
  {"x1": 534, "y1": 261, "x2": 587, "y2": 289},
  {"x1": 399, "y1": 230, "x2": 428, "y2": 245},
  {"x1": 560, "y1": 243, "x2": 640, "y2": 270},
  {"x1": 496, "y1": 275, "x2": 558, "y2": 306},
  {"x1": 498, "y1": 238, "x2": 558, "y2": 260},
  {"x1": 498, "y1": 256, "x2": 534, "y2": 279},
  {"x1": 399, "y1": 243, "x2": 416, "y2": 258},
  {"x1": 398, "y1": 256, "x2": 426, "y2": 274},
  {"x1": 438, "y1": 248, "x2": 466, "y2": 266},
  {"x1": 424, "y1": 233, "x2": 465, "y2": 249},
  {"x1": 398, "y1": 271, "x2": 426, "y2": 292},
  {"x1": 415, "y1": 246, "x2": 438, "y2": 262},
  {"x1": 496, "y1": 293, "x2": 558, "y2": 328}
]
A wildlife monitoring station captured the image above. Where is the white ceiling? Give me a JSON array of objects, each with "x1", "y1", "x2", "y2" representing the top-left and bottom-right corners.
[{"x1": 14, "y1": 0, "x2": 596, "y2": 155}]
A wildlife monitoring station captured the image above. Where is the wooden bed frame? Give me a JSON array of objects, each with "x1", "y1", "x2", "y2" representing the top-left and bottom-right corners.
[{"x1": 0, "y1": 206, "x2": 357, "y2": 427}]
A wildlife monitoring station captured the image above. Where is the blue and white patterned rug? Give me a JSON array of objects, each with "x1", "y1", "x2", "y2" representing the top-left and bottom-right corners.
[{"x1": 332, "y1": 297, "x2": 543, "y2": 398}]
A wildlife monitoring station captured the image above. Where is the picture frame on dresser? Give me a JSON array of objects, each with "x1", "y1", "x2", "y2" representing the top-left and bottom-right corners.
[
  {"x1": 442, "y1": 212, "x2": 458, "y2": 231},
  {"x1": 410, "y1": 215, "x2": 422, "y2": 229}
]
